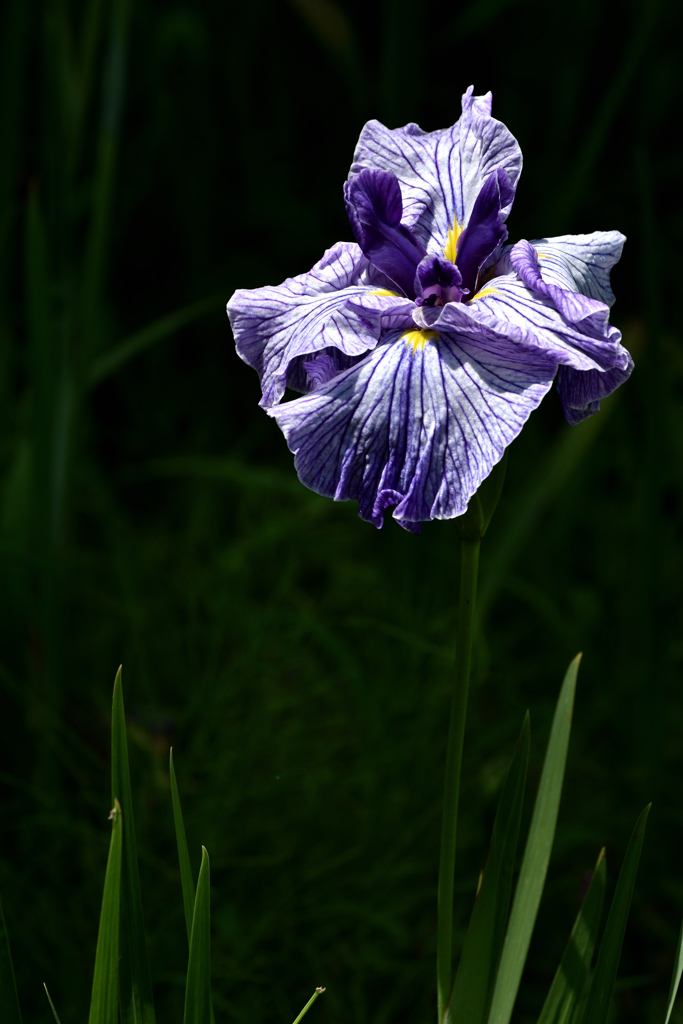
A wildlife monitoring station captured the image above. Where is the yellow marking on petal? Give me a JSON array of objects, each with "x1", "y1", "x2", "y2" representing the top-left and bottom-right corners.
[
  {"x1": 469, "y1": 287, "x2": 499, "y2": 301},
  {"x1": 402, "y1": 329, "x2": 438, "y2": 354},
  {"x1": 536, "y1": 251, "x2": 547, "y2": 259},
  {"x1": 370, "y1": 288, "x2": 400, "y2": 297},
  {"x1": 443, "y1": 215, "x2": 462, "y2": 263}
]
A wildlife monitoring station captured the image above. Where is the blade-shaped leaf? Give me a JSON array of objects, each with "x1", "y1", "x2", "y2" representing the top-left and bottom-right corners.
[
  {"x1": 487, "y1": 654, "x2": 580, "y2": 1024},
  {"x1": 0, "y1": 894, "x2": 22, "y2": 1024},
  {"x1": 446, "y1": 713, "x2": 530, "y2": 1024},
  {"x1": 111, "y1": 667, "x2": 156, "y2": 1024},
  {"x1": 536, "y1": 849, "x2": 606, "y2": 1024},
  {"x1": 664, "y1": 914, "x2": 683, "y2": 1024},
  {"x1": 578, "y1": 805, "x2": 650, "y2": 1024},
  {"x1": 43, "y1": 984, "x2": 62, "y2": 1024},
  {"x1": 291, "y1": 988, "x2": 326, "y2": 1024},
  {"x1": 170, "y1": 748, "x2": 196, "y2": 945},
  {"x1": 89, "y1": 799, "x2": 123, "y2": 1024},
  {"x1": 184, "y1": 847, "x2": 211, "y2": 1024},
  {"x1": 87, "y1": 292, "x2": 223, "y2": 387}
]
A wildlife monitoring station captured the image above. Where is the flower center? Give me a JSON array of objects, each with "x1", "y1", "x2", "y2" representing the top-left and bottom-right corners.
[{"x1": 414, "y1": 254, "x2": 467, "y2": 307}]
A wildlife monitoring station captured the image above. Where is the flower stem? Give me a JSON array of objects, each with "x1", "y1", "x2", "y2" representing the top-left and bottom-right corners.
[{"x1": 436, "y1": 537, "x2": 480, "y2": 1024}]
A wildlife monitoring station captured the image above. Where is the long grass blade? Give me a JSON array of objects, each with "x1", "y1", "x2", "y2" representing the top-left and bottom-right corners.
[
  {"x1": 446, "y1": 714, "x2": 530, "y2": 1024},
  {"x1": 80, "y1": 0, "x2": 130, "y2": 356},
  {"x1": 487, "y1": 654, "x2": 580, "y2": 1024},
  {"x1": 536, "y1": 849, "x2": 606, "y2": 1024},
  {"x1": 0, "y1": 894, "x2": 22, "y2": 1024},
  {"x1": 170, "y1": 748, "x2": 196, "y2": 945},
  {"x1": 87, "y1": 291, "x2": 223, "y2": 387},
  {"x1": 88, "y1": 799, "x2": 123, "y2": 1024},
  {"x1": 112, "y1": 667, "x2": 156, "y2": 1024},
  {"x1": 43, "y1": 984, "x2": 62, "y2": 1024},
  {"x1": 183, "y1": 847, "x2": 212, "y2": 1024},
  {"x1": 291, "y1": 987, "x2": 326, "y2": 1024},
  {"x1": 579, "y1": 805, "x2": 651, "y2": 1024},
  {"x1": 664, "y1": 915, "x2": 683, "y2": 1024}
]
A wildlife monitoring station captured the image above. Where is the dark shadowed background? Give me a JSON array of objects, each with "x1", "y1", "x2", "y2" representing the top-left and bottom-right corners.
[{"x1": 0, "y1": 0, "x2": 681, "y2": 1021}]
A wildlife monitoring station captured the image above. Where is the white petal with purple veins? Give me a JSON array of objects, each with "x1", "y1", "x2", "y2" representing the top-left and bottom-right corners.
[
  {"x1": 348, "y1": 87, "x2": 522, "y2": 256},
  {"x1": 531, "y1": 231, "x2": 626, "y2": 307},
  {"x1": 416, "y1": 273, "x2": 629, "y2": 373},
  {"x1": 270, "y1": 329, "x2": 555, "y2": 531},
  {"x1": 227, "y1": 242, "x2": 396, "y2": 407}
]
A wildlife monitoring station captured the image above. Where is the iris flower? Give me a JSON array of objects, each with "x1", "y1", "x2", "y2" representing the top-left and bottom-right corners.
[{"x1": 227, "y1": 87, "x2": 632, "y2": 533}]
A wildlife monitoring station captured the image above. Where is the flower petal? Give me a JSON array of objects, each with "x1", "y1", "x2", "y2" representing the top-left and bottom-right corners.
[
  {"x1": 532, "y1": 231, "x2": 626, "y2": 307},
  {"x1": 348, "y1": 86, "x2": 522, "y2": 255},
  {"x1": 510, "y1": 239, "x2": 611, "y2": 332},
  {"x1": 556, "y1": 360, "x2": 634, "y2": 425},
  {"x1": 417, "y1": 271, "x2": 629, "y2": 373},
  {"x1": 343, "y1": 169, "x2": 426, "y2": 296},
  {"x1": 455, "y1": 169, "x2": 514, "y2": 293},
  {"x1": 269, "y1": 329, "x2": 555, "y2": 531},
  {"x1": 227, "y1": 242, "x2": 400, "y2": 407}
]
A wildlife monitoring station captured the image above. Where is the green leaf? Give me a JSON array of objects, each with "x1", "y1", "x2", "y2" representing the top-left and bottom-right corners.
[
  {"x1": 664, "y1": 914, "x2": 683, "y2": 1024},
  {"x1": 578, "y1": 805, "x2": 651, "y2": 1024},
  {"x1": 43, "y1": 984, "x2": 62, "y2": 1024},
  {"x1": 446, "y1": 713, "x2": 530, "y2": 1024},
  {"x1": 88, "y1": 799, "x2": 123, "y2": 1024},
  {"x1": 291, "y1": 988, "x2": 326, "y2": 1024},
  {"x1": 87, "y1": 291, "x2": 224, "y2": 387},
  {"x1": 111, "y1": 667, "x2": 156, "y2": 1024},
  {"x1": 0, "y1": 894, "x2": 22, "y2": 1024},
  {"x1": 487, "y1": 654, "x2": 580, "y2": 1024},
  {"x1": 170, "y1": 748, "x2": 196, "y2": 945},
  {"x1": 184, "y1": 847, "x2": 212, "y2": 1024},
  {"x1": 536, "y1": 848, "x2": 606, "y2": 1024}
]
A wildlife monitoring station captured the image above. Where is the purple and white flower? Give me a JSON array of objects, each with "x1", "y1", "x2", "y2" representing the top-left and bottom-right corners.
[{"x1": 227, "y1": 87, "x2": 632, "y2": 534}]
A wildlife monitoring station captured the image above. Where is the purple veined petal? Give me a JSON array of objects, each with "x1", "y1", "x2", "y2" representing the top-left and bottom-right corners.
[
  {"x1": 344, "y1": 169, "x2": 426, "y2": 297},
  {"x1": 269, "y1": 327, "x2": 556, "y2": 532},
  {"x1": 531, "y1": 231, "x2": 626, "y2": 307},
  {"x1": 556, "y1": 358, "x2": 634, "y2": 425},
  {"x1": 454, "y1": 168, "x2": 513, "y2": 293},
  {"x1": 415, "y1": 271, "x2": 629, "y2": 374},
  {"x1": 510, "y1": 239, "x2": 612, "y2": 331},
  {"x1": 348, "y1": 86, "x2": 522, "y2": 257},
  {"x1": 227, "y1": 241, "x2": 395, "y2": 407},
  {"x1": 344, "y1": 288, "x2": 417, "y2": 332}
]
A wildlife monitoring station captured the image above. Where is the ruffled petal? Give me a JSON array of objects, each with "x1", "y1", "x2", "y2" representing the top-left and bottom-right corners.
[
  {"x1": 227, "y1": 242, "x2": 401, "y2": 407},
  {"x1": 269, "y1": 329, "x2": 555, "y2": 531},
  {"x1": 556, "y1": 359, "x2": 634, "y2": 425},
  {"x1": 416, "y1": 271, "x2": 629, "y2": 374},
  {"x1": 531, "y1": 231, "x2": 626, "y2": 307},
  {"x1": 510, "y1": 239, "x2": 612, "y2": 332},
  {"x1": 348, "y1": 86, "x2": 522, "y2": 256}
]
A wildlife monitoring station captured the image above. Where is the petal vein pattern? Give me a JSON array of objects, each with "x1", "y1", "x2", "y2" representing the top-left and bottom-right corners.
[
  {"x1": 226, "y1": 86, "x2": 632, "y2": 530},
  {"x1": 416, "y1": 272, "x2": 629, "y2": 374},
  {"x1": 348, "y1": 87, "x2": 522, "y2": 253},
  {"x1": 227, "y1": 242, "x2": 396, "y2": 407},
  {"x1": 530, "y1": 231, "x2": 626, "y2": 307},
  {"x1": 269, "y1": 332, "x2": 555, "y2": 532}
]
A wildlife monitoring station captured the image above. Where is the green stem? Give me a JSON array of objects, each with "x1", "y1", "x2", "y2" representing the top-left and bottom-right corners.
[{"x1": 437, "y1": 537, "x2": 481, "y2": 1024}]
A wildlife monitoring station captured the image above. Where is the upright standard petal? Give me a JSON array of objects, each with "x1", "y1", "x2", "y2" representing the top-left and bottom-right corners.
[
  {"x1": 228, "y1": 242, "x2": 402, "y2": 407},
  {"x1": 270, "y1": 329, "x2": 555, "y2": 532},
  {"x1": 348, "y1": 86, "x2": 522, "y2": 256},
  {"x1": 344, "y1": 169, "x2": 426, "y2": 297}
]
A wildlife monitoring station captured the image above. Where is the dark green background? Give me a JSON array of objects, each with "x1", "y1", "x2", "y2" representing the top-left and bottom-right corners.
[{"x1": 0, "y1": 0, "x2": 681, "y2": 1021}]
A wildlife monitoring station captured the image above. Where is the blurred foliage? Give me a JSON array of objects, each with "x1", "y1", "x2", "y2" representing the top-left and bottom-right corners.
[{"x1": 0, "y1": 0, "x2": 682, "y2": 1022}]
